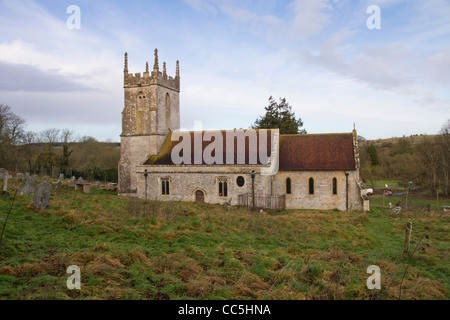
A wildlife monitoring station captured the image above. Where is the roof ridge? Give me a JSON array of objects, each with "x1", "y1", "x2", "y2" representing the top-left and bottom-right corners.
[{"x1": 280, "y1": 132, "x2": 352, "y2": 137}]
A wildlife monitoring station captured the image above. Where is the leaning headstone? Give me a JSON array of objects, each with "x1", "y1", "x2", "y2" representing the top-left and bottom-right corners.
[
  {"x1": 20, "y1": 174, "x2": 35, "y2": 195},
  {"x1": 54, "y1": 180, "x2": 62, "y2": 192},
  {"x1": 394, "y1": 205, "x2": 402, "y2": 216},
  {"x1": 17, "y1": 173, "x2": 24, "y2": 180},
  {"x1": 33, "y1": 182, "x2": 52, "y2": 209}
]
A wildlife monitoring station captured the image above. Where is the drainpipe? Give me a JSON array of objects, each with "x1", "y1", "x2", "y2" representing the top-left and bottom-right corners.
[
  {"x1": 144, "y1": 169, "x2": 148, "y2": 199},
  {"x1": 345, "y1": 172, "x2": 349, "y2": 211},
  {"x1": 251, "y1": 170, "x2": 256, "y2": 207}
]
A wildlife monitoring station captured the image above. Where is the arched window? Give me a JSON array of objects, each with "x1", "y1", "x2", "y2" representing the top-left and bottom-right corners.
[
  {"x1": 161, "y1": 178, "x2": 170, "y2": 195},
  {"x1": 137, "y1": 92, "x2": 146, "y2": 134},
  {"x1": 332, "y1": 177, "x2": 337, "y2": 195},
  {"x1": 165, "y1": 92, "x2": 170, "y2": 108},
  {"x1": 286, "y1": 178, "x2": 291, "y2": 194},
  {"x1": 218, "y1": 178, "x2": 228, "y2": 197},
  {"x1": 309, "y1": 178, "x2": 314, "y2": 195},
  {"x1": 165, "y1": 93, "x2": 171, "y2": 132}
]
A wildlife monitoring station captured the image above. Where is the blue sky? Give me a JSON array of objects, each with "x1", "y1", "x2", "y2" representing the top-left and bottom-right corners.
[{"x1": 0, "y1": 0, "x2": 449, "y2": 141}]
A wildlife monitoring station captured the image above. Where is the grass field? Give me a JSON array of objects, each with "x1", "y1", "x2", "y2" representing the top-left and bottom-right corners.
[{"x1": 0, "y1": 183, "x2": 449, "y2": 300}]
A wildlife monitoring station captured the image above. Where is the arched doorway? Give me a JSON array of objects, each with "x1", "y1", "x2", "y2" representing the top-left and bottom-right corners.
[{"x1": 195, "y1": 190, "x2": 205, "y2": 203}]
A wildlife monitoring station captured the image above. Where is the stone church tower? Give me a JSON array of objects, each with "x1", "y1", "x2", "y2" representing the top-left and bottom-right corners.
[{"x1": 118, "y1": 49, "x2": 180, "y2": 193}]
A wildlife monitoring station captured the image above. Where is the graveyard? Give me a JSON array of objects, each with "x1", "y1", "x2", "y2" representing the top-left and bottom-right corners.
[
  {"x1": 0, "y1": 175, "x2": 448, "y2": 300},
  {"x1": 0, "y1": 0, "x2": 449, "y2": 306}
]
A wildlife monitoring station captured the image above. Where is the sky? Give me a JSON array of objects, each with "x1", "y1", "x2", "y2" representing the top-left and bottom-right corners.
[{"x1": 0, "y1": 0, "x2": 449, "y2": 142}]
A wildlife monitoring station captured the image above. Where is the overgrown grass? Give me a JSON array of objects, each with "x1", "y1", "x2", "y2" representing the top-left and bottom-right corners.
[{"x1": 0, "y1": 183, "x2": 448, "y2": 300}]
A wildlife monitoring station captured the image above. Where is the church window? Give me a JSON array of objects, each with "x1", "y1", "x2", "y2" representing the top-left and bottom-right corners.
[
  {"x1": 332, "y1": 177, "x2": 337, "y2": 195},
  {"x1": 286, "y1": 178, "x2": 292, "y2": 194},
  {"x1": 309, "y1": 178, "x2": 314, "y2": 195},
  {"x1": 165, "y1": 93, "x2": 171, "y2": 132},
  {"x1": 165, "y1": 93, "x2": 170, "y2": 108},
  {"x1": 218, "y1": 178, "x2": 228, "y2": 197},
  {"x1": 236, "y1": 176, "x2": 245, "y2": 187},
  {"x1": 161, "y1": 178, "x2": 170, "y2": 195}
]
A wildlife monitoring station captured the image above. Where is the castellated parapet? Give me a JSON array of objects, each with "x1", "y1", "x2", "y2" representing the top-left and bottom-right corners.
[{"x1": 124, "y1": 49, "x2": 180, "y2": 92}]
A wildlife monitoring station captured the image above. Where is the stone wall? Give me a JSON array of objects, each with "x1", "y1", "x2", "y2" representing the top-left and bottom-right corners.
[
  {"x1": 136, "y1": 165, "x2": 273, "y2": 205},
  {"x1": 135, "y1": 165, "x2": 364, "y2": 211},
  {"x1": 274, "y1": 170, "x2": 363, "y2": 211},
  {"x1": 119, "y1": 135, "x2": 166, "y2": 193}
]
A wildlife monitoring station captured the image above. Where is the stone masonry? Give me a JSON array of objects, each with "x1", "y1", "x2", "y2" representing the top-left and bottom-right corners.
[{"x1": 118, "y1": 49, "x2": 180, "y2": 194}]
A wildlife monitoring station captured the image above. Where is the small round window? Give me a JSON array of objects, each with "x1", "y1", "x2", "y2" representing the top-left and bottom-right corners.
[{"x1": 236, "y1": 176, "x2": 245, "y2": 187}]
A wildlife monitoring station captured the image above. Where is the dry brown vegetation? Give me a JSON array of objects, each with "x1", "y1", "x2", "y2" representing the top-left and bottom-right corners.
[{"x1": 0, "y1": 186, "x2": 448, "y2": 300}]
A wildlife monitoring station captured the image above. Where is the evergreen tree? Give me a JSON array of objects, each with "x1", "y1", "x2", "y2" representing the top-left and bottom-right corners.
[
  {"x1": 252, "y1": 96, "x2": 306, "y2": 134},
  {"x1": 366, "y1": 144, "x2": 380, "y2": 166}
]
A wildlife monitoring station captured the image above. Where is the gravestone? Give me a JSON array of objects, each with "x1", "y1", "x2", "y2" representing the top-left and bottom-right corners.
[
  {"x1": 0, "y1": 170, "x2": 12, "y2": 192},
  {"x1": 17, "y1": 173, "x2": 24, "y2": 180},
  {"x1": 54, "y1": 180, "x2": 62, "y2": 192},
  {"x1": 32, "y1": 175, "x2": 38, "y2": 182},
  {"x1": 77, "y1": 177, "x2": 84, "y2": 184},
  {"x1": 59, "y1": 173, "x2": 64, "y2": 181},
  {"x1": 43, "y1": 175, "x2": 50, "y2": 182},
  {"x1": 20, "y1": 174, "x2": 35, "y2": 195},
  {"x1": 33, "y1": 182, "x2": 52, "y2": 209},
  {"x1": 68, "y1": 177, "x2": 76, "y2": 188}
]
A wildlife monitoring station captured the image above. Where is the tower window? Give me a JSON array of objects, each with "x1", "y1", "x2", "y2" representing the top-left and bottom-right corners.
[
  {"x1": 165, "y1": 93, "x2": 170, "y2": 108},
  {"x1": 161, "y1": 178, "x2": 170, "y2": 195},
  {"x1": 309, "y1": 178, "x2": 314, "y2": 195},
  {"x1": 332, "y1": 177, "x2": 337, "y2": 195},
  {"x1": 286, "y1": 178, "x2": 291, "y2": 195}
]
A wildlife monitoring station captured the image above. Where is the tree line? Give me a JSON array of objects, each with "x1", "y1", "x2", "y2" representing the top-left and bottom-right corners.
[
  {"x1": 359, "y1": 119, "x2": 450, "y2": 196},
  {"x1": 0, "y1": 104, "x2": 119, "y2": 182}
]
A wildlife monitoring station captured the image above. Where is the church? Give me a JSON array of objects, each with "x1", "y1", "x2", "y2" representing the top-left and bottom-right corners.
[{"x1": 118, "y1": 49, "x2": 368, "y2": 211}]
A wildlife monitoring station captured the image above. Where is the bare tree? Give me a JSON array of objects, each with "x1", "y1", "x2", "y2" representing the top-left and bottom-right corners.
[
  {"x1": 61, "y1": 128, "x2": 74, "y2": 144},
  {"x1": 39, "y1": 128, "x2": 61, "y2": 152},
  {"x1": 438, "y1": 119, "x2": 450, "y2": 195},
  {"x1": 0, "y1": 104, "x2": 26, "y2": 170},
  {"x1": 59, "y1": 128, "x2": 74, "y2": 176}
]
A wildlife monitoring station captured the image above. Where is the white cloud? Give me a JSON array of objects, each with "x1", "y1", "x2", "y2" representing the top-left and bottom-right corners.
[
  {"x1": 417, "y1": 49, "x2": 450, "y2": 84},
  {"x1": 182, "y1": 0, "x2": 218, "y2": 14},
  {"x1": 289, "y1": 0, "x2": 336, "y2": 38}
]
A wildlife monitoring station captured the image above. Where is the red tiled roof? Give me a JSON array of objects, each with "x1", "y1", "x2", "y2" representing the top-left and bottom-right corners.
[{"x1": 279, "y1": 133, "x2": 356, "y2": 171}]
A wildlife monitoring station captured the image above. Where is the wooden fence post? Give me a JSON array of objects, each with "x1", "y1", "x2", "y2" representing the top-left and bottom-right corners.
[{"x1": 404, "y1": 222, "x2": 412, "y2": 255}]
